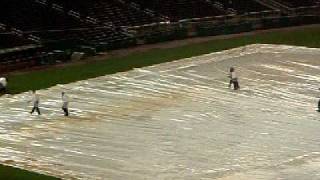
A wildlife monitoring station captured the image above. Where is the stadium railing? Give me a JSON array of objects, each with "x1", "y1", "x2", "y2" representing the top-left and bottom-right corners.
[{"x1": 127, "y1": 6, "x2": 320, "y2": 44}]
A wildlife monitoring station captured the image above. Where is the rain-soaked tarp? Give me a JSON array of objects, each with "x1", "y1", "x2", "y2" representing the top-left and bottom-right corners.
[{"x1": 0, "y1": 44, "x2": 320, "y2": 179}]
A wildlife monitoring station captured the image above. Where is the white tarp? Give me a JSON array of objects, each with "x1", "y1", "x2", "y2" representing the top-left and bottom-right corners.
[{"x1": 0, "y1": 44, "x2": 320, "y2": 179}]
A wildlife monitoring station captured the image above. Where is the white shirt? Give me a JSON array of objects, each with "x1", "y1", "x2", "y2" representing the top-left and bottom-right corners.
[
  {"x1": 0, "y1": 77, "x2": 7, "y2": 87},
  {"x1": 31, "y1": 93, "x2": 40, "y2": 107},
  {"x1": 62, "y1": 94, "x2": 69, "y2": 108},
  {"x1": 230, "y1": 72, "x2": 237, "y2": 79}
]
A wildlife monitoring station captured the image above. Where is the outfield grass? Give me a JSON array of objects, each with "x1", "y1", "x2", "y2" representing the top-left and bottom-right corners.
[
  {"x1": 5, "y1": 26, "x2": 320, "y2": 94},
  {"x1": 1, "y1": 25, "x2": 320, "y2": 179},
  {"x1": 0, "y1": 164, "x2": 59, "y2": 180}
]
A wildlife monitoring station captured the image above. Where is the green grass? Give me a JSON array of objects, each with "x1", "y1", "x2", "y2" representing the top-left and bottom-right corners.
[
  {"x1": 5, "y1": 26, "x2": 320, "y2": 94},
  {"x1": 0, "y1": 164, "x2": 60, "y2": 180},
  {"x1": 1, "y1": 25, "x2": 320, "y2": 179}
]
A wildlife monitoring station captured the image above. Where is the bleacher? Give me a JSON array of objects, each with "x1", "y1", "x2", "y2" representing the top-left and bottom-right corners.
[
  {"x1": 0, "y1": 23, "x2": 35, "y2": 49},
  {"x1": 88, "y1": 0, "x2": 160, "y2": 27},
  {"x1": 0, "y1": 31, "x2": 34, "y2": 49},
  {"x1": 214, "y1": 0, "x2": 271, "y2": 14},
  {"x1": 0, "y1": 0, "x2": 130, "y2": 43},
  {"x1": 0, "y1": 0, "x2": 83, "y2": 31},
  {"x1": 126, "y1": 0, "x2": 225, "y2": 21},
  {"x1": 0, "y1": 0, "x2": 318, "y2": 73},
  {"x1": 51, "y1": 0, "x2": 160, "y2": 27},
  {"x1": 0, "y1": 0, "x2": 132, "y2": 71},
  {"x1": 274, "y1": 0, "x2": 318, "y2": 8}
]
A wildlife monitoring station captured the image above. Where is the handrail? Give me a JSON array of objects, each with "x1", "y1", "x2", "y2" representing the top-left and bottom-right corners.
[{"x1": 126, "y1": 9, "x2": 286, "y2": 30}]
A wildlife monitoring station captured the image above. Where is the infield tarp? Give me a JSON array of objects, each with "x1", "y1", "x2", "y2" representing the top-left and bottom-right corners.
[{"x1": 0, "y1": 44, "x2": 320, "y2": 179}]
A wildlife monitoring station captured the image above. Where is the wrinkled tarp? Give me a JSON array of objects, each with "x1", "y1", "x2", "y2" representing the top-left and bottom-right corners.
[{"x1": 0, "y1": 44, "x2": 320, "y2": 179}]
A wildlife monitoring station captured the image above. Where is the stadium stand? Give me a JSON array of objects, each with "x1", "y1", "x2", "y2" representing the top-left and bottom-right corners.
[
  {"x1": 50, "y1": 0, "x2": 162, "y2": 27},
  {"x1": 0, "y1": 0, "x2": 134, "y2": 71},
  {"x1": 274, "y1": 0, "x2": 318, "y2": 8},
  {"x1": 0, "y1": 0, "x2": 131, "y2": 43},
  {"x1": 0, "y1": 0, "x2": 83, "y2": 31},
  {"x1": 0, "y1": 0, "x2": 319, "y2": 73},
  {"x1": 0, "y1": 23, "x2": 36, "y2": 49},
  {"x1": 213, "y1": 0, "x2": 271, "y2": 14},
  {"x1": 125, "y1": 0, "x2": 225, "y2": 21},
  {"x1": 0, "y1": 31, "x2": 34, "y2": 49},
  {"x1": 0, "y1": 46, "x2": 46, "y2": 72},
  {"x1": 86, "y1": 0, "x2": 161, "y2": 27}
]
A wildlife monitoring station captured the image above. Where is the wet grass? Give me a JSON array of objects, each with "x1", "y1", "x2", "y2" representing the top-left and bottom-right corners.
[{"x1": 1, "y1": 25, "x2": 320, "y2": 179}]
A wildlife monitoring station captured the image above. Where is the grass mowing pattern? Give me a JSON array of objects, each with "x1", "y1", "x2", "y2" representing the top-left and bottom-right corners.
[{"x1": 1, "y1": 26, "x2": 320, "y2": 179}]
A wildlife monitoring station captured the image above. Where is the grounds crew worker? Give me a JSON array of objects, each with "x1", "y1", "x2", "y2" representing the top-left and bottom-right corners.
[
  {"x1": 61, "y1": 92, "x2": 69, "y2": 116},
  {"x1": 228, "y1": 67, "x2": 240, "y2": 90},
  {"x1": 0, "y1": 77, "x2": 7, "y2": 93},
  {"x1": 318, "y1": 88, "x2": 320, "y2": 112},
  {"x1": 30, "y1": 90, "x2": 41, "y2": 115}
]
